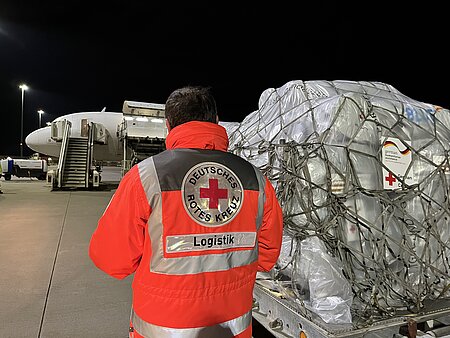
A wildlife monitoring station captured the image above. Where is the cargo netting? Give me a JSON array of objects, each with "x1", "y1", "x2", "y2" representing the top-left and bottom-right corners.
[{"x1": 222, "y1": 80, "x2": 450, "y2": 327}]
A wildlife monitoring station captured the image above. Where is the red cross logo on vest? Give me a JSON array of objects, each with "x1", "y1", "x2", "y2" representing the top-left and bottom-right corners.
[
  {"x1": 182, "y1": 162, "x2": 244, "y2": 227},
  {"x1": 200, "y1": 179, "x2": 228, "y2": 209}
]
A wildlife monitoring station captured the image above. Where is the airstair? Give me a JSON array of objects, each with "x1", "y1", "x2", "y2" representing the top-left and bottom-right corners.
[
  {"x1": 61, "y1": 137, "x2": 89, "y2": 188},
  {"x1": 49, "y1": 119, "x2": 102, "y2": 190}
]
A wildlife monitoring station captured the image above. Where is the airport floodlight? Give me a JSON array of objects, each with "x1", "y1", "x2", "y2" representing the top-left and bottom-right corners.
[
  {"x1": 38, "y1": 109, "x2": 44, "y2": 128},
  {"x1": 19, "y1": 83, "x2": 29, "y2": 157}
]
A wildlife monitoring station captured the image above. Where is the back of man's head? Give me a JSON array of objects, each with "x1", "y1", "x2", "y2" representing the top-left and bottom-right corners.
[{"x1": 165, "y1": 86, "x2": 218, "y2": 129}]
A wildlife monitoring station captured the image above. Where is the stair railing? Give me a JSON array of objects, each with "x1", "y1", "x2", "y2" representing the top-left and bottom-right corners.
[
  {"x1": 86, "y1": 122, "x2": 95, "y2": 188},
  {"x1": 56, "y1": 120, "x2": 72, "y2": 188}
]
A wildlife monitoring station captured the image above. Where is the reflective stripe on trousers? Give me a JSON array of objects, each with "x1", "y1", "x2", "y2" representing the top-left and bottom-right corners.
[{"x1": 130, "y1": 309, "x2": 252, "y2": 338}]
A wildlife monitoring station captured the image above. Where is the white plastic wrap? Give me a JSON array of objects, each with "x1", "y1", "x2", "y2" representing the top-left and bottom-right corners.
[
  {"x1": 299, "y1": 236, "x2": 353, "y2": 324},
  {"x1": 224, "y1": 80, "x2": 450, "y2": 323}
]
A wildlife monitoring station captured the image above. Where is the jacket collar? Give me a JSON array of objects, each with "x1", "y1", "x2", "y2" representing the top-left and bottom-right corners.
[{"x1": 165, "y1": 121, "x2": 229, "y2": 151}]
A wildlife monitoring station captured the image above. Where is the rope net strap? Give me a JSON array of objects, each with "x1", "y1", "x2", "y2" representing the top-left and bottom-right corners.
[{"x1": 225, "y1": 80, "x2": 450, "y2": 327}]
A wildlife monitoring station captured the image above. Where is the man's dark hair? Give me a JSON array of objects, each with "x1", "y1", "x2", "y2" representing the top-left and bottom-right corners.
[{"x1": 165, "y1": 86, "x2": 218, "y2": 129}]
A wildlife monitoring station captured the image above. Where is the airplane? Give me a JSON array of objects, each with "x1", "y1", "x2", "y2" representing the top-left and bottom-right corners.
[
  {"x1": 25, "y1": 102, "x2": 168, "y2": 163},
  {"x1": 26, "y1": 109, "x2": 125, "y2": 161},
  {"x1": 25, "y1": 105, "x2": 238, "y2": 163}
]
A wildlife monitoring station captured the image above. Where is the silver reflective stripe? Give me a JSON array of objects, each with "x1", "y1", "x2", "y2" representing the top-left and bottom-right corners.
[
  {"x1": 138, "y1": 157, "x2": 258, "y2": 275},
  {"x1": 138, "y1": 158, "x2": 165, "y2": 263},
  {"x1": 153, "y1": 245, "x2": 257, "y2": 275},
  {"x1": 252, "y1": 166, "x2": 266, "y2": 231},
  {"x1": 166, "y1": 232, "x2": 256, "y2": 253},
  {"x1": 131, "y1": 309, "x2": 251, "y2": 338}
]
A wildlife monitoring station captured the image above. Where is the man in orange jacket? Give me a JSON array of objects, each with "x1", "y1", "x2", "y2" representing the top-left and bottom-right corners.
[{"x1": 89, "y1": 86, "x2": 283, "y2": 338}]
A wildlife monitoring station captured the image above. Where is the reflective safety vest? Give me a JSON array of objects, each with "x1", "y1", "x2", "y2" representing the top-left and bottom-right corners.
[{"x1": 89, "y1": 121, "x2": 283, "y2": 338}]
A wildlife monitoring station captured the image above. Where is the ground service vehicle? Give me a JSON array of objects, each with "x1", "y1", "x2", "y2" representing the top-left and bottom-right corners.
[{"x1": 1, "y1": 157, "x2": 48, "y2": 180}]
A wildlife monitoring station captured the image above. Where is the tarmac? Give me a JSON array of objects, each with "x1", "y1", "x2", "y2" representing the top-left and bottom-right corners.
[
  {"x1": 0, "y1": 167, "x2": 131, "y2": 338},
  {"x1": 0, "y1": 167, "x2": 273, "y2": 338}
]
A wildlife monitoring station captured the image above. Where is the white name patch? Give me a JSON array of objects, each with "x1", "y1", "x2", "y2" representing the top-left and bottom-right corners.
[{"x1": 166, "y1": 232, "x2": 256, "y2": 253}]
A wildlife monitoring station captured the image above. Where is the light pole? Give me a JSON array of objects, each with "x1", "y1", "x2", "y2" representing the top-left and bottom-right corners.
[
  {"x1": 19, "y1": 84, "x2": 29, "y2": 157},
  {"x1": 38, "y1": 109, "x2": 44, "y2": 128}
]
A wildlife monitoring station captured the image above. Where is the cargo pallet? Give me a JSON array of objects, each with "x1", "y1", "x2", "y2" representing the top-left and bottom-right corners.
[{"x1": 252, "y1": 275, "x2": 450, "y2": 338}]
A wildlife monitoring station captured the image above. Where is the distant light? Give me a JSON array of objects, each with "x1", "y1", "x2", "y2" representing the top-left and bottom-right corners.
[
  {"x1": 124, "y1": 116, "x2": 134, "y2": 121},
  {"x1": 136, "y1": 117, "x2": 148, "y2": 122},
  {"x1": 151, "y1": 118, "x2": 164, "y2": 123},
  {"x1": 19, "y1": 84, "x2": 29, "y2": 91},
  {"x1": 38, "y1": 109, "x2": 44, "y2": 115}
]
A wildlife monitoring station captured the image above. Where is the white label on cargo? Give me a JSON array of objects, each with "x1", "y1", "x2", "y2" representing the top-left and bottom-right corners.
[{"x1": 381, "y1": 137, "x2": 416, "y2": 190}]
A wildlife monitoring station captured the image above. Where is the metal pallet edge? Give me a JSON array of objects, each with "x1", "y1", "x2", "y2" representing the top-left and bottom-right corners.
[{"x1": 252, "y1": 283, "x2": 450, "y2": 338}]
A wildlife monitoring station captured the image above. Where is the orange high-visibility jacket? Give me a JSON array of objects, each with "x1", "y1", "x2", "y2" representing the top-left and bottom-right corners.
[{"x1": 89, "y1": 121, "x2": 283, "y2": 338}]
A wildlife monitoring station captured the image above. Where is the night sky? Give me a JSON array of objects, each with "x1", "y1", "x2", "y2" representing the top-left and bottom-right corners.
[{"x1": 1, "y1": 2, "x2": 448, "y2": 157}]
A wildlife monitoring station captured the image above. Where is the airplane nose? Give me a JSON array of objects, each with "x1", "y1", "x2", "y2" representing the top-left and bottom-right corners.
[{"x1": 25, "y1": 127, "x2": 51, "y2": 153}]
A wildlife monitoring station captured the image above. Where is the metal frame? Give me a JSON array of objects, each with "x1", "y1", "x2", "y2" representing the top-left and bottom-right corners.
[{"x1": 252, "y1": 283, "x2": 450, "y2": 338}]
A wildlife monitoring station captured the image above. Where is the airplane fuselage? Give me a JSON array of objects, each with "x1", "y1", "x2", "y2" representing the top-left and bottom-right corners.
[{"x1": 25, "y1": 111, "x2": 125, "y2": 161}]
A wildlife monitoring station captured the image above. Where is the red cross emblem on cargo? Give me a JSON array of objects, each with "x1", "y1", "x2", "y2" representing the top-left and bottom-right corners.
[
  {"x1": 182, "y1": 162, "x2": 244, "y2": 227},
  {"x1": 385, "y1": 172, "x2": 396, "y2": 186}
]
